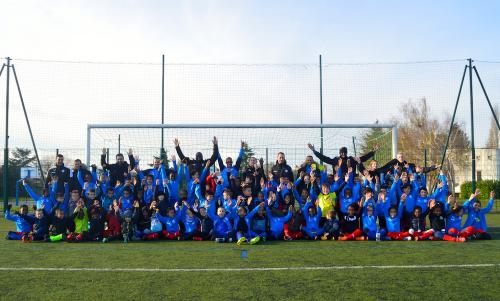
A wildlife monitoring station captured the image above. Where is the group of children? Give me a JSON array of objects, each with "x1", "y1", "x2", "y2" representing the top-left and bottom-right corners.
[{"x1": 4, "y1": 138, "x2": 495, "y2": 244}]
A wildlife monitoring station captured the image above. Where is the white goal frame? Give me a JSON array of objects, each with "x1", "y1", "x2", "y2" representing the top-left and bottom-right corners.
[{"x1": 86, "y1": 123, "x2": 398, "y2": 166}]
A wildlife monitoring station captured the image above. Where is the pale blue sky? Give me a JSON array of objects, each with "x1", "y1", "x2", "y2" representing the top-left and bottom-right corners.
[
  {"x1": 0, "y1": 0, "x2": 499, "y2": 166},
  {"x1": 1, "y1": 0, "x2": 499, "y2": 63}
]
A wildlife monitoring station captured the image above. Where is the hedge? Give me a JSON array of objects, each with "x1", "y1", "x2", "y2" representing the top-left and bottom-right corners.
[{"x1": 460, "y1": 180, "x2": 500, "y2": 200}]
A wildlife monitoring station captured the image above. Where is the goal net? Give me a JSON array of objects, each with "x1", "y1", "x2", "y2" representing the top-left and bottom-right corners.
[{"x1": 87, "y1": 124, "x2": 397, "y2": 171}]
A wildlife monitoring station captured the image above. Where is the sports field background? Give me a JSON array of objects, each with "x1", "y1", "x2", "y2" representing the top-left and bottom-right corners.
[{"x1": 0, "y1": 207, "x2": 498, "y2": 301}]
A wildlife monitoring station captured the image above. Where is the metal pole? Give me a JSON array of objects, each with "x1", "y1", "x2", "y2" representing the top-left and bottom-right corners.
[
  {"x1": 438, "y1": 65, "x2": 467, "y2": 173},
  {"x1": 161, "y1": 54, "x2": 165, "y2": 155},
  {"x1": 391, "y1": 126, "x2": 398, "y2": 159},
  {"x1": 3, "y1": 57, "x2": 11, "y2": 209},
  {"x1": 118, "y1": 134, "x2": 121, "y2": 154},
  {"x1": 265, "y1": 148, "x2": 269, "y2": 174},
  {"x1": 319, "y1": 55, "x2": 324, "y2": 158},
  {"x1": 11, "y1": 65, "x2": 45, "y2": 183},
  {"x1": 468, "y1": 59, "x2": 476, "y2": 191},
  {"x1": 86, "y1": 126, "x2": 91, "y2": 166},
  {"x1": 352, "y1": 136, "x2": 357, "y2": 156},
  {"x1": 473, "y1": 66, "x2": 500, "y2": 132}
]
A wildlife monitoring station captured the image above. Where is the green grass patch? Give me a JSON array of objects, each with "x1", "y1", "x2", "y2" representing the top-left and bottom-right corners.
[{"x1": 0, "y1": 213, "x2": 498, "y2": 300}]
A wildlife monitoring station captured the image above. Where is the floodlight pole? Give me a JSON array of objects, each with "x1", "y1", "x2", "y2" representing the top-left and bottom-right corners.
[
  {"x1": 3, "y1": 57, "x2": 11, "y2": 209},
  {"x1": 468, "y1": 59, "x2": 476, "y2": 191},
  {"x1": 161, "y1": 54, "x2": 166, "y2": 163}
]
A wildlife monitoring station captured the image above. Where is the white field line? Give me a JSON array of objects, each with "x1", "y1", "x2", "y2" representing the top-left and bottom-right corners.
[{"x1": 0, "y1": 264, "x2": 497, "y2": 273}]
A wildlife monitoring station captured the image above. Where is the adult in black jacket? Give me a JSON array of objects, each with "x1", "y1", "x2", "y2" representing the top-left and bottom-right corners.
[
  {"x1": 271, "y1": 152, "x2": 294, "y2": 182},
  {"x1": 101, "y1": 148, "x2": 136, "y2": 187},
  {"x1": 45, "y1": 154, "x2": 70, "y2": 193},
  {"x1": 173, "y1": 136, "x2": 218, "y2": 175},
  {"x1": 307, "y1": 144, "x2": 377, "y2": 176},
  {"x1": 242, "y1": 157, "x2": 266, "y2": 196}
]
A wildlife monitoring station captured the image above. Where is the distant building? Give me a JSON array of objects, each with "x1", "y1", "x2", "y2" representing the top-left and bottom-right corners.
[{"x1": 452, "y1": 148, "x2": 500, "y2": 193}]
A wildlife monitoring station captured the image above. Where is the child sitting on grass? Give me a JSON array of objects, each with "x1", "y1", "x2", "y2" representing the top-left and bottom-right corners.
[
  {"x1": 462, "y1": 190, "x2": 495, "y2": 240},
  {"x1": 321, "y1": 210, "x2": 340, "y2": 240},
  {"x1": 4, "y1": 204, "x2": 34, "y2": 241},
  {"x1": 47, "y1": 208, "x2": 72, "y2": 242},
  {"x1": 67, "y1": 199, "x2": 88, "y2": 242},
  {"x1": 339, "y1": 204, "x2": 364, "y2": 241},
  {"x1": 207, "y1": 199, "x2": 233, "y2": 242}
]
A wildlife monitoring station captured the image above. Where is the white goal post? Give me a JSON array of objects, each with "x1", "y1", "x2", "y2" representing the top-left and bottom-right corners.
[{"x1": 86, "y1": 123, "x2": 398, "y2": 168}]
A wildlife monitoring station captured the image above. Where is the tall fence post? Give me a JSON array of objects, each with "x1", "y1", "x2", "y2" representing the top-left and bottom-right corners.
[
  {"x1": 265, "y1": 148, "x2": 269, "y2": 174},
  {"x1": 468, "y1": 59, "x2": 476, "y2": 192},
  {"x1": 391, "y1": 126, "x2": 398, "y2": 159},
  {"x1": 319, "y1": 55, "x2": 324, "y2": 159},
  {"x1": 3, "y1": 57, "x2": 11, "y2": 209}
]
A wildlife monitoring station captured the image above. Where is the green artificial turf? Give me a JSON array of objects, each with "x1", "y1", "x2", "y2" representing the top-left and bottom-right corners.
[{"x1": 0, "y1": 213, "x2": 498, "y2": 300}]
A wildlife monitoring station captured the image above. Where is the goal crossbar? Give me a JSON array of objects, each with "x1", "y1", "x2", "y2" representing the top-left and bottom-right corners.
[{"x1": 86, "y1": 123, "x2": 398, "y2": 166}]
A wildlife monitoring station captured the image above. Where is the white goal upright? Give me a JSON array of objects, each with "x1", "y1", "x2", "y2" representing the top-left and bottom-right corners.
[{"x1": 86, "y1": 124, "x2": 397, "y2": 169}]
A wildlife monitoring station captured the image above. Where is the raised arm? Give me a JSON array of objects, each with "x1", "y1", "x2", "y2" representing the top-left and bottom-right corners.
[
  {"x1": 22, "y1": 180, "x2": 40, "y2": 201},
  {"x1": 100, "y1": 148, "x2": 109, "y2": 170},
  {"x1": 173, "y1": 138, "x2": 189, "y2": 162},
  {"x1": 481, "y1": 191, "x2": 495, "y2": 214},
  {"x1": 208, "y1": 137, "x2": 219, "y2": 167},
  {"x1": 234, "y1": 141, "x2": 245, "y2": 170},
  {"x1": 309, "y1": 146, "x2": 336, "y2": 165}
]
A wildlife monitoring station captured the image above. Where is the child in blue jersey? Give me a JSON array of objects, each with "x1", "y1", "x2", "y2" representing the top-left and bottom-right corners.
[
  {"x1": 362, "y1": 204, "x2": 385, "y2": 240},
  {"x1": 385, "y1": 194, "x2": 411, "y2": 240},
  {"x1": 119, "y1": 187, "x2": 134, "y2": 213},
  {"x1": 180, "y1": 204, "x2": 201, "y2": 240},
  {"x1": 266, "y1": 200, "x2": 292, "y2": 240},
  {"x1": 207, "y1": 200, "x2": 233, "y2": 242},
  {"x1": 302, "y1": 200, "x2": 323, "y2": 240},
  {"x1": 22, "y1": 179, "x2": 56, "y2": 216},
  {"x1": 321, "y1": 210, "x2": 340, "y2": 240},
  {"x1": 247, "y1": 202, "x2": 268, "y2": 244},
  {"x1": 78, "y1": 164, "x2": 98, "y2": 198},
  {"x1": 233, "y1": 204, "x2": 251, "y2": 245},
  {"x1": 4, "y1": 204, "x2": 34, "y2": 241},
  {"x1": 142, "y1": 174, "x2": 156, "y2": 205},
  {"x1": 101, "y1": 187, "x2": 115, "y2": 212},
  {"x1": 462, "y1": 190, "x2": 494, "y2": 240},
  {"x1": 217, "y1": 141, "x2": 245, "y2": 188},
  {"x1": 156, "y1": 203, "x2": 184, "y2": 240}
]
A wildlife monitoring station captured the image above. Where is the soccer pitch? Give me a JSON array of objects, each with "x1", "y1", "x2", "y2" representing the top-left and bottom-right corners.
[{"x1": 0, "y1": 215, "x2": 498, "y2": 301}]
